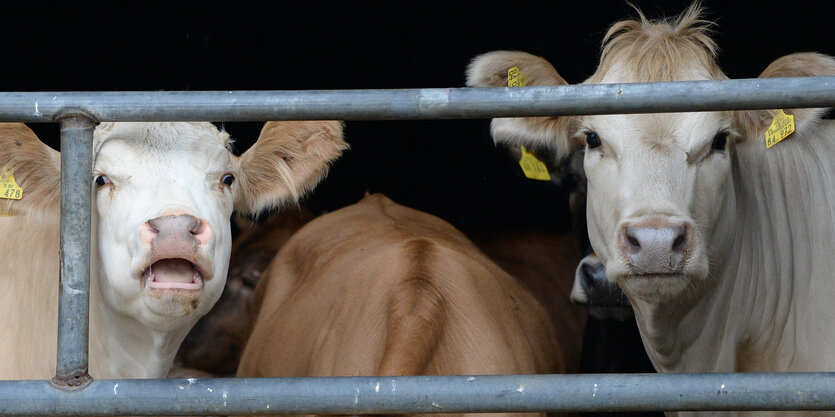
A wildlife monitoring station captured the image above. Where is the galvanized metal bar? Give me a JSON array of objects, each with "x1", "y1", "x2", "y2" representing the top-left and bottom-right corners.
[
  {"x1": 0, "y1": 76, "x2": 834, "y2": 122},
  {"x1": 5, "y1": 80, "x2": 833, "y2": 415},
  {"x1": 2, "y1": 373, "x2": 835, "y2": 416},
  {"x1": 53, "y1": 116, "x2": 95, "y2": 388}
]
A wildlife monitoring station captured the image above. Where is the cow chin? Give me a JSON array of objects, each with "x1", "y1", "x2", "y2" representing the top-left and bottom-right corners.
[
  {"x1": 140, "y1": 289, "x2": 204, "y2": 319},
  {"x1": 608, "y1": 261, "x2": 709, "y2": 304},
  {"x1": 616, "y1": 273, "x2": 694, "y2": 303}
]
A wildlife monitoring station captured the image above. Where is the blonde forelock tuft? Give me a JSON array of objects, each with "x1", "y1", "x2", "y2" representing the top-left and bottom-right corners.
[{"x1": 592, "y1": 2, "x2": 723, "y2": 83}]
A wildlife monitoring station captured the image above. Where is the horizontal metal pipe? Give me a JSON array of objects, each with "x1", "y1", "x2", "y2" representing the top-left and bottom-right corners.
[
  {"x1": 14, "y1": 79, "x2": 835, "y2": 415},
  {"x1": 2, "y1": 76, "x2": 835, "y2": 122},
  {"x1": 2, "y1": 373, "x2": 835, "y2": 415}
]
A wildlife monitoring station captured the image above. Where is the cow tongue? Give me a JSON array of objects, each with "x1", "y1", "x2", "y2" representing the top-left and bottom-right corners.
[{"x1": 151, "y1": 259, "x2": 195, "y2": 284}]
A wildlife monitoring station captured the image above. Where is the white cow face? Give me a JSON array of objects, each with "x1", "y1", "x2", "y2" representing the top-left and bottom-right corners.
[
  {"x1": 92, "y1": 123, "x2": 236, "y2": 329},
  {"x1": 468, "y1": 45, "x2": 733, "y2": 303},
  {"x1": 88, "y1": 121, "x2": 347, "y2": 331},
  {"x1": 0, "y1": 120, "x2": 347, "y2": 336},
  {"x1": 580, "y1": 109, "x2": 734, "y2": 302}
]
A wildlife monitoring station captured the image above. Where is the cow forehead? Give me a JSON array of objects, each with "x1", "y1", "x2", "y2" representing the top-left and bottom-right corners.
[
  {"x1": 583, "y1": 111, "x2": 729, "y2": 152},
  {"x1": 94, "y1": 122, "x2": 233, "y2": 159},
  {"x1": 594, "y1": 58, "x2": 719, "y2": 85}
]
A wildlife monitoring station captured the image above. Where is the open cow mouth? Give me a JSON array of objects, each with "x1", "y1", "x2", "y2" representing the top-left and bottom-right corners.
[{"x1": 143, "y1": 259, "x2": 203, "y2": 291}]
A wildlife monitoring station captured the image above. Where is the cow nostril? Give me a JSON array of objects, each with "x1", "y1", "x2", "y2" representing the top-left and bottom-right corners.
[
  {"x1": 187, "y1": 218, "x2": 203, "y2": 235},
  {"x1": 626, "y1": 234, "x2": 641, "y2": 249},
  {"x1": 146, "y1": 220, "x2": 160, "y2": 234},
  {"x1": 580, "y1": 263, "x2": 596, "y2": 289},
  {"x1": 622, "y1": 226, "x2": 643, "y2": 253},
  {"x1": 672, "y1": 227, "x2": 687, "y2": 252},
  {"x1": 188, "y1": 219, "x2": 213, "y2": 242}
]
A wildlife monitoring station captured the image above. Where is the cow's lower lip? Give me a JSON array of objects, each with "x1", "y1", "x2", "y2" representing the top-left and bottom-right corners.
[
  {"x1": 142, "y1": 259, "x2": 203, "y2": 292},
  {"x1": 619, "y1": 273, "x2": 687, "y2": 286},
  {"x1": 623, "y1": 273, "x2": 684, "y2": 279}
]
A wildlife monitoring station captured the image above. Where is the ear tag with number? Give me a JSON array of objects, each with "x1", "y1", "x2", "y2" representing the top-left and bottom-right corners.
[
  {"x1": 765, "y1": 110, "x2": 795, "y2": 148},
  {"x1": 518, "y1": 146, "x2": 552, "y2": 181},
  {"x1": 507, "y1": 66, "x2": 529, "y2": 87},
  {"x1": 1, "y1": 167, "x2": 23, "y2": 201}
]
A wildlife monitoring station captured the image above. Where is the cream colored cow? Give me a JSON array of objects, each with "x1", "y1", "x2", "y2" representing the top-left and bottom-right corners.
[
  {"x1": 0, "y1": 120, "x2": 346, "y2": 380},
  {"x1": 468, "y1": 4, "x2": 835, "y2": 417}
]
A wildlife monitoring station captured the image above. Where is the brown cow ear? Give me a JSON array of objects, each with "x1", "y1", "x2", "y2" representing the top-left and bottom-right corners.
[
  {"x1": 233, "y1": 120, "x2": 348, "y2": 215},
  {"x1": 735, "y1": 52, "x2": 835, "y2": 141},
  {"x1": 0, "y1": 123, "x2": 60, "y2": 216},
  {"x1": 466, "y1": 50, "x2": 580, "y2": 160}
]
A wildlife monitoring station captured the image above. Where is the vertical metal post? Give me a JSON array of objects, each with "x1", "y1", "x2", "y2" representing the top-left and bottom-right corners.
[{"x1": 52, "y1": 116, "x2": 95, "y2": 388}]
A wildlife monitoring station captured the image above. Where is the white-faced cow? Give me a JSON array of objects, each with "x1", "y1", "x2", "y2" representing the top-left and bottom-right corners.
[
  {"x1": 468, "y1": 4, "x2": 835, "y2": 416},
  {"x1": 237, "y1": 193, "x2": 563, "y2": 417},
  {"x1": 0, "y1": 120, "x2": 346, "y2": 379}
]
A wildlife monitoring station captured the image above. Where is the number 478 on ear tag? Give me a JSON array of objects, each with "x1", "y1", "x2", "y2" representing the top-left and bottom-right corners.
[{"x1": 0, "y1": 167, "x2": 23, "y2": 200}]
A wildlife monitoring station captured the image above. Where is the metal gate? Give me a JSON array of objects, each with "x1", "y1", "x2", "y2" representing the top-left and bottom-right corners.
[{"x1": 2, "y1": 76, "x2": 835, "y2": 415}]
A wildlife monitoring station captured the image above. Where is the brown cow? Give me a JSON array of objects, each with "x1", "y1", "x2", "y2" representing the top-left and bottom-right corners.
[
  {"x1": 174, "y1": 206, "x2": 315, "y2": 376},
  {"x1": 467, "y1": 228, "x2": 586, "y2": 369},
  {"x1": 175, "y1": 209, "x2": 589, "y2": 381},
  {"x1": 237, "y1": 193, "x2": 563, "y2": 417}
]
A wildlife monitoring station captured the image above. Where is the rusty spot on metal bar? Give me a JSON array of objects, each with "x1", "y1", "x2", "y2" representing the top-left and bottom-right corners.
[{"x1": 51, "y1": 371, "x2": 93, "y2": 390}]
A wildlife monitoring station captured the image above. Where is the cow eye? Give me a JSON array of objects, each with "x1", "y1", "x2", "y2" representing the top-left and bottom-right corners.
[
  {"x1": 94, "y1": 175, "x2": 111, "y2": 187},
  {"x1": 712, "y1": 131, "x2": 728, "y2": 151},
  {"x1": 221, "y1": 173, "x2": 235, "y2": 186},
  {"x1": 585, "y1": 131, "x2": 602, "y2": 149}
]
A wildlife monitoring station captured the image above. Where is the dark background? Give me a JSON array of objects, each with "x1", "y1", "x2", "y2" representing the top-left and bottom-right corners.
[
  {"x1": 5, "y1": 3, "x2": 832, "y2": 413},
  {"x1": 3, "y1": 0, "x2": 833, "y2": 234}
]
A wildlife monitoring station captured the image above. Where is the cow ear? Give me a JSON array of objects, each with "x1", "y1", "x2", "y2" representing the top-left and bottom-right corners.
[
  {"x1": 735, "y1": 52, "x2": 835, "y2": 141},
  {"x1": 0, "y1": 123, "x2": 60, "y2": 216},
  {"x1": 233, "y1": 120, "x2": 348, "y2": 215},
  {"x1": 466, "y1": 50, "x2": 579, "y2": 160}
]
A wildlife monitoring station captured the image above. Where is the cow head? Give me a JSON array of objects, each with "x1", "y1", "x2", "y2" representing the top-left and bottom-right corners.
[
  {"x1": 570, "y1": 253, "x2": 633, "y2": 321},
  {"x1": 1, "y1": 120, "x2": 346, "y2": 333},
  {"x1": 467, "y1": 4, "x2": 835, "y2": 304}
]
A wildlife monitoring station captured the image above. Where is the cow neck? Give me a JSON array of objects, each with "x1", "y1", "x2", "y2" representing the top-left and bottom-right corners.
[
  {"x1": 87, "y1": 219, "x2": 190, "y2": 379},
  {"x1": 727, "y1": 126, "x2": 835, "y2": 371},
  {"x1": 635, "y1": 124, "x2": 835, "y2": 373},
  {"x1": 88, "y1": 295, "x2": 188, "y2": 379}
]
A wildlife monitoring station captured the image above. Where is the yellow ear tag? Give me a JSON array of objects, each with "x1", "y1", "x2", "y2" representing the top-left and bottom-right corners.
[
  {"x1": 765, "y1": 110, "x2": 795, "y2": 148},
  {"x1": 1, "y1": 167, "x2": 23, "y2": 201},
  {"x1": 518, "y1": 146, "x2": 552, "y2": 181},
  {"x1": 507, "y1": 66, "x2": 529, "y2": 87}
]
